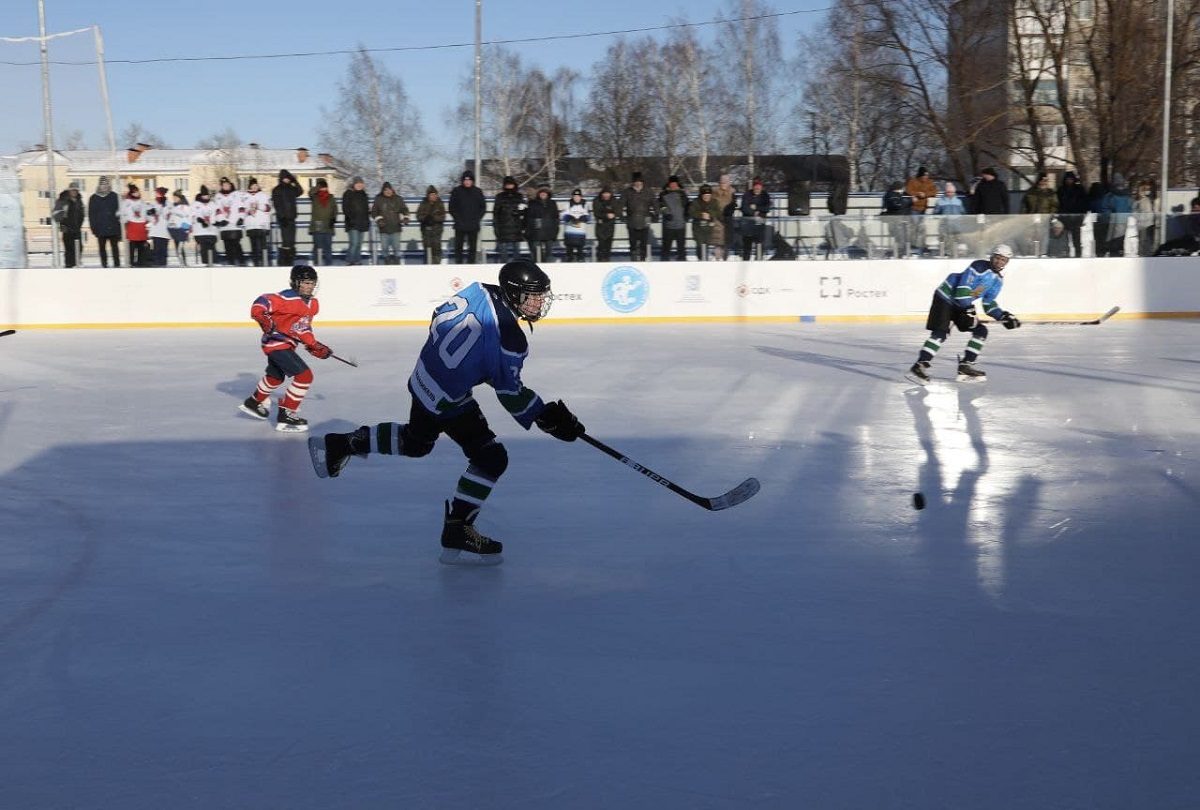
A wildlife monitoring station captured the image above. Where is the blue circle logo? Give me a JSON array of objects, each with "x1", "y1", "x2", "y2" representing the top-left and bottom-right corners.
[{"x1": 601, "y1": 266, "x2": 649, "y2": 313}]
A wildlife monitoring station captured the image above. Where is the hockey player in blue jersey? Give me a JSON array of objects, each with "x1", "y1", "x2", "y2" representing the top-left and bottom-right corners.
[
  {"x1": 908, "y1": 243, "x2": 1021, "y2": 382},
  {"x1": 307, "y1": 259, "x2": 584, "y2": 565}
]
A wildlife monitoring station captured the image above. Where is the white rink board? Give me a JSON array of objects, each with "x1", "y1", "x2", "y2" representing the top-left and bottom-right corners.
[{"x1": 1, "y1": 257, "x2": 1198, "y2": 327}]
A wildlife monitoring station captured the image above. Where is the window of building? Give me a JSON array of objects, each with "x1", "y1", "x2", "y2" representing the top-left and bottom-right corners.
[
  {"x1": 1075, "y1": 1, "x2": 1094, "y2": 20},
  {"x1": 174, "y1": 178, "x2": 188, "y2": 192},
  {"x1": 1033, "y1": 79, "x2": 1058, "y2": 107}
]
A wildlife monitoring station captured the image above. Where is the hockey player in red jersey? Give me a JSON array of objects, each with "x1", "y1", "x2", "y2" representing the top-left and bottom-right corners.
[{"x1": 238, "y1": 265, "x2": 334, "y2": 432}]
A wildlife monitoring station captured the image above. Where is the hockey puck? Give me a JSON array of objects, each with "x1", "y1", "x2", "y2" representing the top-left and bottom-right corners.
[{"x1": 912, "y1": 492, "x2": 926, "y2": 510}]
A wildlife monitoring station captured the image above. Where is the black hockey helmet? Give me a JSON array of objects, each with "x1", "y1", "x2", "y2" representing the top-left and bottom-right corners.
[
  {"x1": 498, "y1": 259, "x2": 552, "y2": 322},
  {"x1": 290, "y1": 264, "x2": 318, "y2": 292}
]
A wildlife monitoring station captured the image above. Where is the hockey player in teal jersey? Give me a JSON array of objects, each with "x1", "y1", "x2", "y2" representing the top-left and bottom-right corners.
[
  {"x1": 307, "y1": 260, "x2": 584, "y2": 565},
  {"x1": 908, "y1": 243, "x2": 1021, "y2": 382}
]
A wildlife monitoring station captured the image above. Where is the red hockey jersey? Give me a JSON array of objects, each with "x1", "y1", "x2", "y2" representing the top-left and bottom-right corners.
[{"x1": 251, "y1": 289, "x2": 320, "y2": 354}]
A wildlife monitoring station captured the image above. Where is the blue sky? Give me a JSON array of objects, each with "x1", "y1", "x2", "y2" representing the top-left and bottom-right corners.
[{"x1": 1, "y1": 0, "x2": 828, "y2": 174}]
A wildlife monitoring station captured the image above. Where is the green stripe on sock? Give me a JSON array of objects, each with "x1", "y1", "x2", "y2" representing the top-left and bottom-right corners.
[
  {"x1": 923, "y1": 340, "x2": 943, "y2": 353},
  {"x1": 456, "y1": 477, "x2": 492, "y2": 501}
]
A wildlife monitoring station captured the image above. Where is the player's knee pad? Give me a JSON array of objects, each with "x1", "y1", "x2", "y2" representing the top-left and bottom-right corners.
[
  {"x1": 972, "y1": 323, "x2": 989, "y2": 339},
  {"x1": 294, "y1": 368, "x2": 314, "y2": 383},
  {"x1": 467, "y1": 440, "x2": 508, "y2": 480},
  {"x1": 929, "y1": 329, "x2": 949, "y2": 343}
]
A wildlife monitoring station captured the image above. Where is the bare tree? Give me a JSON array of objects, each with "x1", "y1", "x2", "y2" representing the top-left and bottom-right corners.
[
  {"x1": 118, "y1": 122, "x2": 168, "y2": 149},
  {"x1": 195, "y1": 127, "x2": 243, "y2": 187},
  {"x1": 319, "y1": 47, "x2": 427, "y2": 192},
  {"x1": 713, "y1": 0, "x2": 785, "y2": 173},
  {"x1": 576, "y1": 37, "x2": 655, "y2": 184},
  {"x1": 61, "y1": 129, "x2": 88, "y2": 150},
  {"x1": 452, "y1": 47, "x2": 543, "y2": 188}
]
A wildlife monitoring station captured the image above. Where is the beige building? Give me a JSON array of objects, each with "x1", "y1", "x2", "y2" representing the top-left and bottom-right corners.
[{"x1": 15, "y1": 144, "x2": 351, "y2": 254}]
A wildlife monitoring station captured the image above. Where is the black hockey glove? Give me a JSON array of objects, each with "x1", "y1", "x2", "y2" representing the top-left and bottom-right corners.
[
  {"x1": 214, "y1": 219, "x2": 228, "y2": 228},
  {"x1": 1002, "y1": 314, "x2": 1021, "y2": 330},
  {"x1": 535, "y1": 400, "x2": 584, "y2": 442}
]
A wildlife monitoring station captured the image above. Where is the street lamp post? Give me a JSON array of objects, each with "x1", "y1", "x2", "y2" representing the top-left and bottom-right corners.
[
  {"x1": 474, "y1": 0, "x2": 482, "y2": 183},
  {"x1": 37, "y1": 0, "x2": 59, "y2": 268},
  {"x1": 1158, "y1": 0, "x2": 1174, "y2": 250}
]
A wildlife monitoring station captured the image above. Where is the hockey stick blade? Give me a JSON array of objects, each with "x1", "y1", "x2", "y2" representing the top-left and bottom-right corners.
[
  {"x1": 331, "y1": 353, "x2": 358, "y2": 367},
  {"x1": 0, "y1": 329, "x2": 15, "y2": 338},
  {"x1": 1026, "y1": 306, "x2": 1120, "y2": 326},
  {"x1": 580, "y1": 433, "x2": 760, "y2": 511}
]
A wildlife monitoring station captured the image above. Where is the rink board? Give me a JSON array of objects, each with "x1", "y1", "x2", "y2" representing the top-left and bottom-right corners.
[{"x1": 1, "y1": 257, "x2": 1198, "y2": 328}]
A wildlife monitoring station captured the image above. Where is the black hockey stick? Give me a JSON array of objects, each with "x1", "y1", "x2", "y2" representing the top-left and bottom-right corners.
[
  {"x1": 0, "y1": 329, "x2": 15, "y2": 338},
  {"x1": 331, "y1": 353, "x2": 358, "y2": 368},
  {"x1": 579, "y1": 433, "x2": 760, "y2": 511},
  {"x1": 1025, "y1": 306, "x2": 1120, "y2": 326}
]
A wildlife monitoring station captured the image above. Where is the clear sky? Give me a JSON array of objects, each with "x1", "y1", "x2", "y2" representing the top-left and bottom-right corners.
[{"x1": 1, "y1": 1, "x2": 829, "y2": 175}]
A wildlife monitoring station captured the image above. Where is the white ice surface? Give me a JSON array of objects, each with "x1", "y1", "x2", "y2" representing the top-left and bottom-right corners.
[{"x1": 2, "y1": 321, "x2": 1199, "y2": 809}]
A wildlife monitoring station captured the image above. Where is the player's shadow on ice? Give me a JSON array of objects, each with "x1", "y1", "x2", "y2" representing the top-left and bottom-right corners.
[{"x1": 753, "y1": 345, "x2": 899, "y2": 382}]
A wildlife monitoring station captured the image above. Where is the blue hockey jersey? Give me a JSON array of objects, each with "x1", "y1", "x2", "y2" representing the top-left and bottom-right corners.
[
  {"x1": 936, "y1": 259, "x2": 1010, "y2": 320},
  {"x1": 408, "y1": 282, "x2": 545, "y2": 428}
]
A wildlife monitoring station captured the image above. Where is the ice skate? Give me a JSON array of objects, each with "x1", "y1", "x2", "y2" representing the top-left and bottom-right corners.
[
  {"x1": 238, "y1": 396, "x2": 269, "y2": 420},
  {"x1": 307, "y1": 432, "x2": 358, "y2": 479},
  {"x1": 905, "y1": 360, "x2": 931, "y2": 385},
  {"x1": 275, "y1": 406, "x2": 309, "y2": 433},
  {"x1": 956, "y1": 361, "x2": 987, "y2": 381},
  {"x1": 440, "y1": 503, "x2": 503, "y2": 566}
]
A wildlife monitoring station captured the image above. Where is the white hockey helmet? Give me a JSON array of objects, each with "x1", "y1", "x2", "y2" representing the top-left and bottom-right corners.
[{"x1": 991, "y1": 243, "x2": 1014, "y2": 259}]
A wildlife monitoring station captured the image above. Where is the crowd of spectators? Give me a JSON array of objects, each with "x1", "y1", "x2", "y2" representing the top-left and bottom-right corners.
[{"x1": 44, "y1": 164, "x2": 1200, "y2": 267}]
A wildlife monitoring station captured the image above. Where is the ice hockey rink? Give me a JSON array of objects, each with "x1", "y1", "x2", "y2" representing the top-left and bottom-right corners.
[{"x1": 1, "y1": 319, "x2": 1198, "y2": 809}]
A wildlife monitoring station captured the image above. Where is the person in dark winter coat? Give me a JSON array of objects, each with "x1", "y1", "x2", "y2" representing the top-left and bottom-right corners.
[
  {"x1": 881, "y1": 181, "x2": 913, "y2": 257},
  {"x1": 371, "y1": 182, "x2": 411, "y2": 264},
  {"x1": 592, "y1": 187, "x2": 621, "y2": 261},
  {"x1": 1056, "y1": 171, "x2": 1088, "y2": 257},
  {"x1": 342, "y1": 177, "x2": 371, "y2": 265},
  {"x1": 740, "y1": 177, "x2": 771, "y2": 260},
  {"x1": 449, "y1": 171, "x2": 487, "y2": 264},
  {"x1": 272, "y1": 169, "x2": 303, "y2": 266},
  {"x1": 621, "y1": 172, "x2": 656, "y2": 261},
  {"x1": 53, "y1": 187, "x2": 85, "y2": 267},
  {"x1": 658, "y1": 176, "x2": 689, "y2": 262},
  {"x1": 308, "y1": 178, "x2": 338, "y2": 266},
  {"x1": 524, "y1": 186, "x2": 559, "y2": 262},
  {"x1": 1088, "y1": 181, "x2": 1110, "y2": 257},
  {"x1": 970, "y1": 167, "x2": 1009, "y2": 215},
  {"x1": 417, "y1": 185, "x2": 446, "y2": 264},
  {"x1": 87, "y1": 176, "x2": 121, "y2": 267},
  {"x1": 492, "y1": 176, "x2": 526, "y2": 262}
]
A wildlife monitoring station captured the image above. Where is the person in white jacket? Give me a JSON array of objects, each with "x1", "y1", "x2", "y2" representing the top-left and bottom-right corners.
[
  {"x1": 147, "y1": 186, "x2": 172, "y2": 267},
  {"x1": 190, "y1": 185, "x2": 219, "y2": 267},
  {"x1": 243, "y1": 177, "x2": 273, "y2": 266},
  {"x1": 120, "y1": 184, "x2": 151, "y2": 267},
  {"x1": 167, "y1": 190, "x2": 193, "y2": 266},
  {"x1": 213, "y1": 176, "x2": 246, "y2": 265}
]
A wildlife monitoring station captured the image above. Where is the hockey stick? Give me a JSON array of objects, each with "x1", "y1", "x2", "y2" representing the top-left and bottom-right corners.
[
  {"x1": 0, "y1": 329, "x2": 15, "y2": 338},
  {"x1": 331, "y1": 353, "x2": 358, "y2": 368},
  {"x1": 579, "y1": 433, "x2": 760, "y2": 511},
  {"x1": 1025, "y1": 306, "x2": 1120, "y2": 326}
]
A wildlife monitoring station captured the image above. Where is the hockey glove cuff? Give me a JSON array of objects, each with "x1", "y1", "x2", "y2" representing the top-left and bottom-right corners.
[
  {"x1": 1002, "y1": 314, "x2": 1021, "y2": 330},
  {"x1": 535, "y1": 400, "x2": 584, "y2": 442},
  {"x1": 307, "y1": 341, "x2": 332, "y2": 359}
]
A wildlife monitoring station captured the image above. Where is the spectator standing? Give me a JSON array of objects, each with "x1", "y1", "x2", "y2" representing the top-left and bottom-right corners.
[
  {"x1": 1132, "y1": 181, "x2": 1156, "y2": 256},
  {"x1": 121, "y1": 183, "x2": 150, "y2": 267},
  {"x1": 714, "y1": 174, "x2": 738, "y2": 256},
  {"x1": 592, "y1": 186, "x2": 621, "y2": 261},
  {"x1": 213, "y1": 177, "x2": 246, "y2": 266},
  {"x1": 1087, "y1": 181, "x2": 1110, "y2": 257},
  {"x1": 970, "y1": 167, "x2": 1009, "y2": 215},
  {"x1": 147, "y1": 187, "x2": 171, "y2": 267},
  {"x1": 1021, "y1": 172, "x2": 1059, "y2": 215},
  {"x1": 740, "y1": 177, "x2": 771, "y2": 260},
  {"x1": 524, "y1": 185, "x2": 559, "y2": 263},
  {"x1": 449, "y1": 170, "x2": 486, "y2": 264},
  {"x1": 561, "y1": 188, "x2": 590, "y2": 262},
  {"x1": 621, "y1": 172, "x2": 656, "y2": 261},
  {"x1": 492, "y1": 175, "x2": 526, "y2": 262},
  {"x1": 87, "y1": 176, "x2": 122, "y2": 268},
  {"x1": 933, "y1": 182, "x2": 965, "y2": 215},
  {"x1": 308, "y1": 178, "x2": 338, "y2": 266},
  {"x1": 417, "y1": 185, "x2": 446, "y2": 264},
  {"x1": 342, "y1": 176, "x2": 370, "y2": 265},
  {"x1": 881, "y1": 180, "x2": 913, "y2": 257},
  {"x1": 1046, "y1": 218, "x2": 1071, "y2": 257},
  {"x1": 1056, "y1": 171, "x2": 1088, "y2": 257},
  {"x1": 167, "y1": 190, "x2": 192, "y2": 266},
  {"x1": 905, "y1": 166, "x2": 937, "y2": 254},
  {"x1": 1101, "y1": 174, "x2": 1133, "y2": 257},
  {"x1": 688, "y1": 184, "x2": 725, "y2": 260},
  {"x1": 658, "y1": 176, "x2": 689, "y2": 262},
  {"x1": 191, "y1": 185, "x2": 218, "y2": 266},
  {"x1": 244, "y1": 177, "x2": 273, "y2": 267},
  {"x1": 272, "y1": 169, "x2": 302, "y2": 266},
  {"x1": 371, "y1": 182, "x2": 410, "y2": 265},
  {"x1": 53, "y1": 187, "x2": 84, "y2": 268}
]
